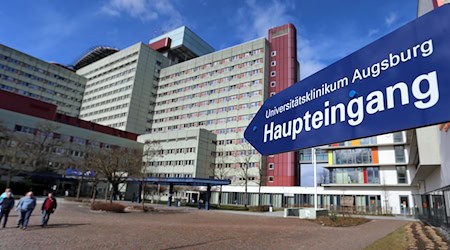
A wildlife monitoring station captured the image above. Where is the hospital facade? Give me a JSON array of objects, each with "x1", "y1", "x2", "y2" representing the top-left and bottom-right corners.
[{"x1": 1, "y1": 2, "x2": 450, "y2": 222}]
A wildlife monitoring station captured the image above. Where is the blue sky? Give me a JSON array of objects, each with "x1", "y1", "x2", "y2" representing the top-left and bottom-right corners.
[{"x1": 0, "y1": 0, "x2": 417, "y2": 79}]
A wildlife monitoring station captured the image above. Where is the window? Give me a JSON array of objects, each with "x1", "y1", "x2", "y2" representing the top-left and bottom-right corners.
[
  {"x1": 396, "y1": 166, "x2": 407, "y2": 184},
  {"x1": 394, "y1": 146, "x2": 405, "y2": 163},
  {"x1": 270, "y1": 92, "x2": 276, "y2": 97},
  {"x1": 271, "y1": 51, "x2": 276, "y2": 57},
  {"x1": 329, "y1": 167, "x2": 380, "y2": 184},
  {"x1": 268, "y1": 163, "x2": 274, "y2": 170},
  {"x1": 333, "y1": 148, "x2": 372, "y2": 165},
  {"x1": 268, "y1": 176, "x2": 274, "y2": 182},
  {"x1": 270, "y1": 81, "x2": 276, "y2": 87},
  {"x1": 393, "y1": 132, "x2": 404, "y2": 143},
  {"x1": 271, "y1": 61, "x2": 276, "y2": 66},
  {"x1": 270, "y1": 71, "x2": 276, "y2": 77}
]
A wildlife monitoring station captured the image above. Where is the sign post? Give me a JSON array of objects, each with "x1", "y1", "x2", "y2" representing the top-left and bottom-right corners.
[
  {"x1": 245, "y1": 5, "x2": 450, "y2": 155},
  {"x1": 312, "y1": 148, "x2": 317, "y2": 210}
]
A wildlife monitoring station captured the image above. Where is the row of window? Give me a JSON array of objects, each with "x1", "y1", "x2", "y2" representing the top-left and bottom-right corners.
[
  {"x1": 160, "y1": 49, "x2": 264, "y2": 82},
  {"x1": 154, "y1": 102, "x2": 260, "y2": 125},
  {"x1": 329, "y1": 167, "x2": 380, "y2": 184},
  {"x1": 157, "y1": 79, "x2": 262, "y2": 99},
  {"x1": 90, "y1": 112, "x2": 128, "y2": 123},
  {"x1": 107, "y1": 122, "x2": 126, "y2": 128},
  {"x1": 0, "y1": 54, "x2": 83, "y2": 87},
  {"x1": 158, "y1": 69, "x2": 263, "y2": 99},
  {"x1": 82, "y1": 85, "x2": 133, "y2": 103},
  {"x1": 150, "y1": 147, "x2": 196, "y2": 155},
  {"x1": 0, "y1": 72, "x2": 81, "y2": 102},
  {"x1": 147, "y1": 137, "x2": 198, "y2": 144},
  {"x1": 82, "y1": 52, "x2": 139, "y2": 78},
  {"x1": 0, "y1": 64, "x2": 83, "y2": 97},
  {"x1": 83, "y1": 76, "x2": 134, "y2": 97},
  {"x1": 214, "y1": 162, "x2": 258, "y2": 168},
  {"x1": 152, "y1": 124, "x2": 248, "y2": 135},
  {"x1": 14, "y1": 125, "x2": 113, "y2": 148},
  {"x1": 83, "y1": 67, "x2": 136, "y2": 92},
  {"x1": 86, "y1": 59, "x2": 137, "y2": 81},
  {"x1": 146, "y1": 160, "x2": 195, "y2": 167},
  {"x1": 80, "y1": 94, "x2": 131, "y2": 113},
  {"x1": 159, "y1": 59, "x2": 263, "y2": 92},
  {"x1": 147, "y1": 173, "x2": 193, "y2": 178},
  {"x1": 327, "y1": 166, "x2": 407, "y2": 185},
  {"x1": 155, "y1": 90, "x2": 262, "y2": 107},
  {"x1": 214, "y1": 150, "x2": 258, "y2": 157},
  {"x1": 332, "y1": 146, "x2": 405, "y2": 165},
  {"x1": 155, "y1": 114, "x2": 254, "y2": 126},
  {"x1": 79, "y1": 103, "x2": 129, "y2": 118}
]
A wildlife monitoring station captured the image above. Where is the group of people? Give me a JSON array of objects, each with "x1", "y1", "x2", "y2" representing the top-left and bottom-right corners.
[{"x1": 0, "y1": 188, "x2": 57, "y2": 230}]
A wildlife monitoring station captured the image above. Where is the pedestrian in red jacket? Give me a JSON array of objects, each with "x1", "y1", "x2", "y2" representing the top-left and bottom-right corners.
[{"x1": 41, "y1": 192, "x2": 57, "y2": 227}]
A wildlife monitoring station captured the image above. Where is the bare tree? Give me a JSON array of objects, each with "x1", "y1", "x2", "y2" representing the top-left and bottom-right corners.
[
  {"x1": 25, "y1": 122, "x2": 63, "y2": 172},
  {"x1": 90, "y1": 146, "x2": 143, "y2": 203},
  {"x1": 0, "y1": 121, "x2": 28, "y2": 186},
  {"x1": 141, "y1": 140, "x2": 162, "y2": 208},
  {"x1": 65, "y1": 140, "x2": 100, "y2": 199},
  {"x1": 235, "y1": 142, "x2": 258, "y2": 209},
  {"x1": 211, "y1": 146, "x2": 231, "y2": 207},
  {"x1": 256, "y1": 156, "x2": 266, "y2": 206}
]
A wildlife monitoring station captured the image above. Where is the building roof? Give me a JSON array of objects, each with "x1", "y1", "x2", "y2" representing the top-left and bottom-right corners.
[
  {"x1": 74, "y1": 46, "x2": 119, "y2": 70},
  {"x1": 0, "y1": 90, "x2": 138, "y2": 141},
  {"x1": 149, "y1": 26, "x2": 215, "y2": 61}
]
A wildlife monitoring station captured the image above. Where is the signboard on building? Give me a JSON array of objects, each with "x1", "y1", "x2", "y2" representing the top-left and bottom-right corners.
[{"x1": 244, "y1": 5, "x2": 450, "y2": 155}]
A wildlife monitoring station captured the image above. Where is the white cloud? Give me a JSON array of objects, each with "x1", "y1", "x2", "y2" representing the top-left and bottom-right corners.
[
  {"x1": 234, "y1": 0, "x2": 294, "y2": 41},
  {"x1": 100, "y1": 0, "x2": 183, "y2": 30},
  {"x1": 297, "y1": 36, "x2": 326, "y2": 79},
  {"x1": 368, "y1": 28, "x2": 379, "y2": 37},
  {"x1": 385, "y1": 12, "x2": 398, "y2": 27}
]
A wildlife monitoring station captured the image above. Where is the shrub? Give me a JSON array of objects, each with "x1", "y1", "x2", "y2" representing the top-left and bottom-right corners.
[
  {"x1": 91, "y1": 202, "x2": 125, "y2": 213},
  {"x1": 249, "y1": 205, "x2": 270, "y2": 212},
  {"x1": 329, "y1": 213, "x2": 338, "y2": 222},
  {"x1": 125, "y1": 205, "x2": 155, "y2": 212}
]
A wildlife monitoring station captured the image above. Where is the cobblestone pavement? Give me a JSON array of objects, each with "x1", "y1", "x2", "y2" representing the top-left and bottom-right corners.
[{"x1": 0, "y1": 200, "x2": 407, "y2": 250}]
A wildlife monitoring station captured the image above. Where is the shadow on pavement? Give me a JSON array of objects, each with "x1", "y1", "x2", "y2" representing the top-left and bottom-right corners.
[{"x1": 22, "y1": 223, "x2": 89, "y2": 231}]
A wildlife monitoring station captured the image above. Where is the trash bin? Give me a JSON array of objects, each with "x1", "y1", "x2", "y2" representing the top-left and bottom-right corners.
[{"x1": 269, "y1": 205, "x2": 273, "y2": 212}]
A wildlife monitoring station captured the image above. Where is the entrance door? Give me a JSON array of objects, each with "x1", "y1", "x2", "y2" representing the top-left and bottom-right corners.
[{"x1": 400, "y1": 196, "x2": 409, "y2": 215}]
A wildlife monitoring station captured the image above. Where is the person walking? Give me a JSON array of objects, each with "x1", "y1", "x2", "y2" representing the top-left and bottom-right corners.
[
  {"x1": 16, "y1": 191, "x2": 36, "y2": 230},
  {"x1": 0, "y1": 188, "x2": 14, "y2": 203},
  {"x1": 41, "y1": 192, "x2": 57, "y2": 227},
  {"x1": 0, "y1": 191, "x2": 15, "y2": 228}
]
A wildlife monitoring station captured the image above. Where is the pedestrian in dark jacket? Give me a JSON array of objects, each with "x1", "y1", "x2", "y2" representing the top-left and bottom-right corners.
[
  {"x1": 0, "y1": 191, "x2": 14, "y2": 228},
  {"x1": 41, "y1": 192, "x2": 57, "y2": 227}
]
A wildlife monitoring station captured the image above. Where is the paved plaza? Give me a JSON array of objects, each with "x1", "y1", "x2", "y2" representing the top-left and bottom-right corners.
[{"x1": 0, "y1": 199, "x2": 407, "y2": 250}]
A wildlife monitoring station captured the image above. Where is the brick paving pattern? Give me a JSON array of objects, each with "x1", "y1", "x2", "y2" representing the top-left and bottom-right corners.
[{"x1": 0, "y1": 200, "x2": 407, "y2": 250}]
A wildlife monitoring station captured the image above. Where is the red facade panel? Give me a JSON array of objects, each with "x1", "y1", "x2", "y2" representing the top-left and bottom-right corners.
[
  {"x1": 266, "y1": 24, "x2": 299, "y2": 186},
  {"x1": 149, "y1": 37, "x2": 172, "y2": 51},
  {"x1": 0, "y1": 90, "x2": 57, "y2": 120},
  {"x1": 0, "y1": 90, "x2": 138, "y2": 141}
]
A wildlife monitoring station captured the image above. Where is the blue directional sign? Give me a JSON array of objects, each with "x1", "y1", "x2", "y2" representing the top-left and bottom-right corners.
[{"x1": 244, "y1": 5, "x2": 450, "y2": 156}]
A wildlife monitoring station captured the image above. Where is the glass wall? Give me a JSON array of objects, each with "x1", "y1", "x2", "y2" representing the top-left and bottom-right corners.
[
  {"x1": 333, "y1": 148, "x2": 372, "y2": 165},
  {"x1": 329, "y1": 167, "x2": 379, "y2": 184},
  {"x1": 299, "y1": 148, "x2": 328, "y2": 163}
]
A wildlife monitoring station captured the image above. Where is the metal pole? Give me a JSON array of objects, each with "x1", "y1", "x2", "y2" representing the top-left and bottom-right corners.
[{"x1": 313, "y1": 148, "x2": 317, "y2": 210}]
